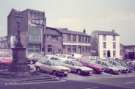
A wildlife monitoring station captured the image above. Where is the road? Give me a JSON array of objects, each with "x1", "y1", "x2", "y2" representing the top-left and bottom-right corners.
[{"x1": 0, "y1": 72, "x2": 135, "y2": 89}]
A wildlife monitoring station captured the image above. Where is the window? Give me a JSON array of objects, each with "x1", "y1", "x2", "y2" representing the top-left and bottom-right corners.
[
  {"x1": 73, "y1": 35, "x2": 76, "y2": 41},
  {"x1": 103, "y1": 42, "x2": 106, "y2": 48},
  {"x1": 16, "y1": 22, "x2": 20, "y2": 28},
  {"x1": 82, "y1": 46, "x2": 85, "y2": 52},
  {"x1": 48, "y1": 45, "x2": 52, "y2": 52},
  {"x1": 85, "y1": 46, "x2": 88, "y2": 52},
  {"x1": 82, "y1": 36, "x2": 84, "y2": 42},
  {"x1": 63, "y1": 34, "x2": 66, "y2": 41},
  {"x1": 113, "y1": 42, "x2": 116, "y2": 49},
  {"x1": 113, "y1": 50, "x2": 116, "y2": 57},
  {"x1": 68, "y1": 34, "x2": 71, "y2": 41},
  {"x1": 78, "y1": 46, "x2": 81, "y2": 53},
  {"x1": 88, "y1": 37, "x2": 90, "y2": 43},
  {"x1": 103, "y1": 35, "x2": 106, "y2": 41},
  {"x1": 81, "y1": 36, "x2": 83, "y2": 42},
  {"x1": 85, "y1": 36, "x2": 87, "y2": 43},
  {"x1": 68, "y1": 46, "x2": 71, "y2": 52},
  {"x1": 79, "y1": 36, "x2": 81, "y2": 42},
  {"x1": 51, "y1": 35, "x2": 58, "y2": 40},
  {"x1": 103, "y1": 50, "x2": 106, "y2": 57},
  {"x1": 28, "y1": 26, "x2": 41, "y2": 43},
  {"x1": 63, "y1": 45, "x2": 65, "y2": 49},
  {"x1": 113, "y1": 36, "x2": 116, "y2": 41},
  {"x1": 72, "y1": 46, "x2": 76, "y2": 52}
]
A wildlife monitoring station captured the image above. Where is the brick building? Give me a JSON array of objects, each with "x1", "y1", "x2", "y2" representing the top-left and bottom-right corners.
[
  {"x1": 8, "y1": 9, "x2": 91, "y2": 56},
  {"x1": 123, "y1": 45, "x2": 135, "y2": 60},
  {"x1": 8, "y1": 9, "x2": 46, "y2": 53}
]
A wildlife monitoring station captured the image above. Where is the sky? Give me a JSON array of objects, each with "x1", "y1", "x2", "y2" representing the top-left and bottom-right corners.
[{"x1": 0, "y1": 0, "x2": 135, "y2": 45}]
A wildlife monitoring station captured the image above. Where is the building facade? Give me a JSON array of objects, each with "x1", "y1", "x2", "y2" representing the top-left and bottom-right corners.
[
  {"x1": 123, "y1": 45, "x2": 135, "y2": 60},
  {"x1": 58, "y1": 28, "x2": 91, "y2": 56},
  {"x1": 43, "y1": 27, "x2": 91, "y2": 56},
  {"x1": 8, "y1": 9, "x2": 92, "y2": 56},
  {"x1": 8, "y1": 9, "x2": 46, "y2": 53},
  {"x1": 91, "y1": 30, "x2": 120, "y2": 59},
  {"x1": 44, "y1": 27, "x2": 63, "y2": 55}
]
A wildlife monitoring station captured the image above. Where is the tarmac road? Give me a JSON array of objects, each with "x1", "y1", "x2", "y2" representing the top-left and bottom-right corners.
[{"x1": 0, "y1": 72, "x2": 135, "y2": 89}]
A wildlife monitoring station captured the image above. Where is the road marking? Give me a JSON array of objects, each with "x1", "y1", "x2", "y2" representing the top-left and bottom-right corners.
[
  {"x1": 124, "y1": 81, "x2": 135, "y2": 85},
  {"x1": 86, "y1": 87, "x2": 99, "y2": 89},
  {"x1": 4, "y1": 80, "x2": 66, "y2": 86}
]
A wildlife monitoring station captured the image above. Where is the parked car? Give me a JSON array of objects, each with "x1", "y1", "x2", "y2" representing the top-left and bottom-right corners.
[
  {"x1": 55, "y1": 54, "x2": 77, "y2": 61},
  {"x1": 27, "y1": 53, "x2": 43, "y2": 62},
  {"x1": 0, "y1": 54, "x2": 12, "y2": 69},
  {"x1": 96, "y1": 60, "x2": 121, "y2": 75},
  {"x1": 116, "y1": 60, "x2": 133, "y2": 73},
  {"x1": 35, "y1": 57, "x2": 70, "y2": 76},
  {"x1": 0, "y1": 56, "x2": 12, "y2": 64},
  {"x1": 64, "y1": 60, "x2": 93, "y2": 75},
  {"x1": 108, "y1": 60, "x2": 129, "y2": 73},
  {"x1": 80, "y1": 59, "x2": 104, "y2": 74}
]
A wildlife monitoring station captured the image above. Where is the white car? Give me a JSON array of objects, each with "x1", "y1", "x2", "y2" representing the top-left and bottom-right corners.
[
  {"x1": 64, "y1": 60, "x2": 93, "y2": 75},
  {"x1": 35, "y1": 59, "x2": 70, "y2": 76},
  {"x1": 27, "y1": 53, "x2": 43, "y2": 62}
]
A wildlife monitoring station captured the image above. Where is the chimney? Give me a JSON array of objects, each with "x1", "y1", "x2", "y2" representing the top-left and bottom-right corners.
[
  {"x1": 83, "y1": 29, "x2": 86, "y2": 34},
  {"x1": 112, "y1": 29, "x2": 115, "y2": 33}
]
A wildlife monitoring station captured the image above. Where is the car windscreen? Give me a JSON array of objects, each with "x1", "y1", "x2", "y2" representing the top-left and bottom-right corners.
[
  {"x1": 51, "y1": 61, "x2": 64, "y2": 66},
  {"x1": 71, "y1": 61, "x2": 83, "y2": 66}
]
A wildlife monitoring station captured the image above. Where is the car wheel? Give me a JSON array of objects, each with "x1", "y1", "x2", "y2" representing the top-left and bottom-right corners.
[
  {"x1": 77, "y1": 69, "x2": 82, "y2": 75},
  {"x1": 36, "y1": 67, "x2": 41, "y2": 72},
  {"x1": 52, "y1": 70, "x2": 57, "y2": 76}
]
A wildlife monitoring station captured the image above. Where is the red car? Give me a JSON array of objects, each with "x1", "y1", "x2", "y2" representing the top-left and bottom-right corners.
[
  {"x1": 0, "y1": 57, "x2": 12, "y2": 64},
  {"x1": 80, "y1": 59, "x2": 104, "y2": 74}
]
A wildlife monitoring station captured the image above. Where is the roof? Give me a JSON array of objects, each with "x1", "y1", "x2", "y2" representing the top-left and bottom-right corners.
[
  {"x1": 124, "y1": 45, "x2": 135, "y2": 48},
  {"x1": 56, "y1": 28, "x2": 90, "y2": 36},
  {"x1": 8, "y1": 8, "x2": 45, "y2": 17},
  {"x1": 46, "y1": 27, "x2": 61, "y2": 36},
  {"x1": 92, "y1": 30, "x2": 119, "y2": 36}
]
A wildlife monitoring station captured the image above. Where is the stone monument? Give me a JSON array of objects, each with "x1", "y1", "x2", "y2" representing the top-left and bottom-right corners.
[{"x1": 9, "y1": 30, "x2": 30, "y2": 77}]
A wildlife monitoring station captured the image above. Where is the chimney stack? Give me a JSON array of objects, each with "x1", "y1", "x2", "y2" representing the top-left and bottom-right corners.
[
  {"x1": 83, "y1": 28, "x2": 86, "y2": 34},
  {"x1": 112, "y1": 29, "x2": 115, "y2": 33}
]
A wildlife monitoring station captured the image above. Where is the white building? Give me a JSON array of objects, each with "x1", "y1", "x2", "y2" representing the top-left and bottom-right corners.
[{"x1": 91, "y1": 30, "x2": 120, "y2": 59}]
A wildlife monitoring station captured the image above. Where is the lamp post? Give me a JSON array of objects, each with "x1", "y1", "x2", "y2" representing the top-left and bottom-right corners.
[{"x1": 42, "y1": 18, "x2": 46, "y2": 56}]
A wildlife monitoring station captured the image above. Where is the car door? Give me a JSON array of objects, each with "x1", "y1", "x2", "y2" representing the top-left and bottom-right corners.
[
  {"x1": 65, "y1": 61, "x2": 76, "y2": 72},
  {"x1": 40, "y1": 60, "x2": 51, "y2": 73}
]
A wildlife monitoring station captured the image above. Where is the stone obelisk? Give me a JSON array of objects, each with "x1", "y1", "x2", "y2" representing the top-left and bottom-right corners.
[{"x1": 9, "y1": 30, "x2": 30, "y2": 77}]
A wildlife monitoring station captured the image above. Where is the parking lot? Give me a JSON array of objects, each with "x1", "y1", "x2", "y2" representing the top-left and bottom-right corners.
[
  {"x1": 0, "y1": 72, "x2": 135, "y2": 89},
  {"x1": 0, "y1": 53, "x2": 135, "y2": 89}
]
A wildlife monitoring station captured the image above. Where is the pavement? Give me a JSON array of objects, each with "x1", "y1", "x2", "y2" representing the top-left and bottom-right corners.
[{"x1": 0, "y1": 72, "x2": 135, "y2": 89}]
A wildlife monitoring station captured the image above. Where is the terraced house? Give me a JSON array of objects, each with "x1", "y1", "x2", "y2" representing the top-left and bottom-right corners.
[
  {"x1": 44, "y1": 27, "x2": 91, "y2": 56},
  {"x1": 58, "y1": 28, "x2": 91, "y2": 55}
]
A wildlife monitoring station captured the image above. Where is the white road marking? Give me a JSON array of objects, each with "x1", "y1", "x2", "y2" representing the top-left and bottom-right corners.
[
  {"x1": 4, "y1": 80, "x2": 66, "y2": 86},
  {"x1": 86, "y1": 87, "x2": 99, "y2": 89},
  {"x1": 124, "y1": 81, "x2": 135, "y2": 85}
]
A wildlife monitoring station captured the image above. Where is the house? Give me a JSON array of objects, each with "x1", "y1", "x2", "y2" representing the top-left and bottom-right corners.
[
  {"x1": 123, "y1": 45, "x2": 135, "y2": 60},
  {"x1": 44, "y1": 27, "x2": 63, "y2": 55},
  {"x1": 43, "y1": 27, "x2": 91, "y2": 56},
  {"x1": 91, "y1": 30, "x2": 120, "y2": 59},
  {"x1": 58, "y1": 28, "x2": 91, "y2": 56}
]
